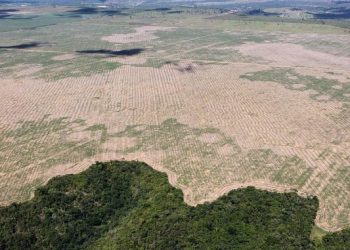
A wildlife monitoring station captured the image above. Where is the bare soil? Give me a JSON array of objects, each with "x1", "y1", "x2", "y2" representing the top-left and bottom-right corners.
[
  {"x1": 237, "y1": 42, "x2": 350, "y2": 71},
  {"x1": 102, "y1": 26, "x2": 174, "y2": 44}
]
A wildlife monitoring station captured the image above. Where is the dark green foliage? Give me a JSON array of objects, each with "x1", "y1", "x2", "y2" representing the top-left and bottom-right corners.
[
  {"x1": 100, "y1": 186, "x2": 318, "y2": 250},
  {"x1": 321, "y1": 229, "x2": 350, "y2": 249},
  {"x1": 0, "y1": 161, "x2": 155, "y2": 249},
  {"x1": 0, "y1": 160, "x2": 340, "y2": 249}
]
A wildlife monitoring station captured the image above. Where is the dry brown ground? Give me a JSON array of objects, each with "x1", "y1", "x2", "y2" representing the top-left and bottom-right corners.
[
  {"x1": 105, "y1": 56, "x2": 147, "y2": 65},
  {"x1": 237, "y1": 42, "x2": 350, "y2": 71},
  {"x1": 101, "y1": 26, "x2": 174, "y2": 44},
  {"x1": 52, "y1": 54, "x2": 76, "y2": 61},
  {"x1": 1, "y1": 36, "x2": 350, "y2": 232}
]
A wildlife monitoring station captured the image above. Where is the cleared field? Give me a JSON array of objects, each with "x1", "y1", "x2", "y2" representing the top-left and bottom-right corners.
[{"x1": 1, "y1": 6, "x2": 350, "y2": 232}]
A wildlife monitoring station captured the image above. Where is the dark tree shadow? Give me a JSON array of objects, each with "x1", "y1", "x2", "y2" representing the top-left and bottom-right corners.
[
  {"x1": 76, "y1": 48, "x2": 144, "y2": 57},
  {"x1": 334, "y1": 1, "x2": 350, "y2": 4},
  {"x1": 68, "y1": 7, "x2": 98, "y2": 15},
  {"x1": 0, "y1": 9, "x2": 38, "y2": 20},
  {"x1": 0, "y1": 42, "x2": 43, "y2": 49},
  {"x1": 0, "y1": 9, "x2": 19, "y2": 13},
  {"x1": 311, "y1": 8, "x2": 350, "y2": 19},
  {"x1": 168, "y1": 11, "x2": 183, "y2": 14},
  {"x1": 55, "y1": 13, "x2": 82, "y2": 18},
  {"x1": 0, "y1": 14, "x2": 11, "y2": 19},
  {"x1": 60, "y1": 7, "x2": 128, "y2": 18},
  {"x1": 145, "y1": 8, "x2": 171, "y2": 12},
  {"x1": 246, "y1": 9, "x2": 279, "y2": 16},
  {"x1": 102, "y1": 10, "x2": 128, "y2": 16},
  {"x1": 0, "y1": 8, "x2": 18, "y2": 19}
]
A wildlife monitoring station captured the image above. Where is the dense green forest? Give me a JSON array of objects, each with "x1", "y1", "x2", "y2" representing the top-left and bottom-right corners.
[
  {"x1": 0, "y1": 160, "x2": 348, "y2": 249},
  {"x1": 320, "y1": 229, "x2": 350, "y2": 250}
]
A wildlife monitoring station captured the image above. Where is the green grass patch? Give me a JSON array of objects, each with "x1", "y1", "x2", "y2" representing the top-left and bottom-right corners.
[
  {"x1": 241, "y1": 68, "x2": 350, "y2": 102},
  {"x1": 311, "y1": 226, "x2": 328, "y2": 248},
  {"x1": 0, "y1": 116, "x2": 107, "y2": 203},
  {"x1": 86, "y1": 124, "x2": 108, "y2": 143},
  {"x1": 111, "y1": 118, "x2": 313, "y2": 200}
]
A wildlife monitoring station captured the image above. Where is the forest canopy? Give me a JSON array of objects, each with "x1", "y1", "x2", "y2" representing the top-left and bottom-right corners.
[{"x1": 0, "y1": 160, "x2": 348, "y2": 249}]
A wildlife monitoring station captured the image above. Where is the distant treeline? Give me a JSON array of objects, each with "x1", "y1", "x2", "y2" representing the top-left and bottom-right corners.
[{"x1": 0, "y1": 160, "x2": 348, "y2": 249}]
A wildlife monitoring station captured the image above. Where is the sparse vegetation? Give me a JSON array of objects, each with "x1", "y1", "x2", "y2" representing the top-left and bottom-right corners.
[
  {"x1": 112, "y1": 119, "x2": 313, "y2": 202},
  {"x1": 241, "y1": 68, "x2": 350, "y2": 102},
  {"x1": 0, "y1": 116, "x2": 107, "y2": 203}
]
